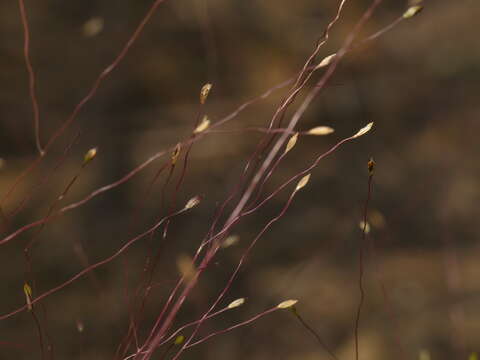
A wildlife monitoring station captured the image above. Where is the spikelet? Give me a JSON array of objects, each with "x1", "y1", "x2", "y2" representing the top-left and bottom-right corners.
[
  {"x1": 277, "y1": 299, "x2": 298, "y2": 309},
  {"x1": 176, "y1": 254, "x2": 195, "y2": 281},
  {"x1": 194, "y1": 116, "x2": 210, "y2": 134},
  {"x1": 307, "y1": 126, "x2": 334, "y2": 135},
  {"x1": 295, "y1": 174, "x2": 311, "y2": 192},
  {"x1": 353, "y1": 122, "x2": 374, "y2": 138},
  {"x1": 228, "y1": 298, "x2": 246, "y2": 309},
  {"x1": 171, "y1": 143, "x2": 181, "y2": 165},
  {"x1": 315, "y1": 53, "x2": 336, "y2": 69},
  {"x1": 221, "y1": 234, "x2": 240, "y2": 248},
  {"x1": 184, "y1": 195, "x2": 201, "y2": 210},
  {"x1": 359, "y1": 221, "x2": 371, "y2": 234},
  {"x1": 403, "y1": 5, "x2": 423, "y2": 19},
  {"x1": 83, "y1": 17, "x2": 104, "y2": 37},
  {"x1": 200, "y1": 83, "x2": 213, "y2": 104},
  {"x1": 23, "y1": 283, "x2": 32, "y2": 311},
  {"x1": 368, "y1": 157, "x2": 375, "y2": 175},
  {"x1": 284, "y1": 133, "x2": 299, "y2": 154},
  {"x1": 83, "y1": 147, "x2": 98, "y2": 165},
  {"x1": 174, "y1": 335, "x2": 186, "y2": 345}
]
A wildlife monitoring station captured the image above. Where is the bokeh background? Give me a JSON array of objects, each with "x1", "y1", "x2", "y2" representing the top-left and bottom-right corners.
[{"x1": 1, "y1": 0, "x2": 479, "y2": 359}]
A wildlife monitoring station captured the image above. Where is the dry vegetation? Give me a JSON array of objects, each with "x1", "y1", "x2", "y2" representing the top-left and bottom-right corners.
[{"x1": 1, "y1": 0, "x2": 479, "y2": 359}]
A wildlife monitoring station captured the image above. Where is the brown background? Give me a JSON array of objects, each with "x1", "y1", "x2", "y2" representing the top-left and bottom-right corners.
[{"x1": 1, "y1": 0, "x2": 479, "y2": 359}]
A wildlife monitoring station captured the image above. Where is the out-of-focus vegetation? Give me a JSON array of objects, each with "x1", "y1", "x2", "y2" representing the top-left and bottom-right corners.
[{"x1": 0, "y1": 1, "x2": 479, "y2": 359}]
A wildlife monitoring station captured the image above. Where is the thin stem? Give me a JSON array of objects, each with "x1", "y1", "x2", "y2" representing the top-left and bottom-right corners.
[
  {"x1": 173, "y1": 187, "x2": 300, "y2": 359},
  {"x1": 290, "y1": 307, "x2": 339, "y2": 360},
  {"x1": 1, "y1": 0, "x2": 171, "y2": 208},
  {"x1": 29, "y1": 308, "x2": 46, "y2": 360},
  {"x1": 18, "y1": 0, "x2": 44, "y2": 156},
  {"x1": 0, "y1": 78, "x2": 292, "y2": 247},
  {"x1": 158, "y1": 305, "x2": 233, "y2": 347},
  {"x1": 0, "y1": 207, "x2": 188, "y2": 321},
  {"x1": 1, "y1": 5, "x2": 405, "y2": 244},
  {"x1": 354, "y1": 165, "x2": 374, "y2": 360},
  {"x1": 185, "y1": 307, "x2": 278, "y2": 349}
]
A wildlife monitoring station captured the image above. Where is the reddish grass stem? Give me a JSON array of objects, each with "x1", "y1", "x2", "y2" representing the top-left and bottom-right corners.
[
  {"x1": 171, "y1": 183, "x2": 302, "y2": 359},
  {"x1": 0, "y1": 206, "x2": 189, "y2": 321},
  {"x1": 18, "y1": 0, "x2": 44, "y2": 156},
  {"x1": 185, "y1": 307, "x2": 278, "y2": 349},
  {"x1": 0, "y1": 2, "x2": 425, "y2": 359},
  {"x1": 354, "y1": 160, "x2": 374, "y2": 360},
  {"x1": 1, "y1": 0, "x2": 171, "y2": 209},
  {"x1": 0, "y1": 79, "x2": 292, "y2": 247},
  {"x1": 290, "y1": 306, "x2": 339, "y2": 360}
]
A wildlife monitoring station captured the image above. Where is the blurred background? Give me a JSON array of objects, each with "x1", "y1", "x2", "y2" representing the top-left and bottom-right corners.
[{"x1": 0, "y1": 0, "x2": 479, "y2": 359}]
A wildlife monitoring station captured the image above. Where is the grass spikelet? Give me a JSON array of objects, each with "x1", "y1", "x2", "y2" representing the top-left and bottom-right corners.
[
  {"x1": 174, "y1": 335, "x2": 185, "y2": 346},
  {"x1": 23, "y1": 283, "x2": 32, "y2": 311},
  {"x1": 227, "y1": 298, "x2": 246, "y2": 309},
  {"x1": 194, "y1": 115, "x2": 210, "y2": 134},
  {"x1": 403, "y1": 5, "x2": 423, "y2": 19},
  {"x1": 307, "y1": 126, "x2": 334, "y2": 135},
  {"x1": 83, "y1": 147, "x2": 98, "y2": 165},
  {"x1": 184, "y1": 195, "x2": 201, "y2": 210},
  {"x1": 277, "y1": 299, "x2": 298, "y2": 309},
  {"x1": 368, "y1": 157, "x2": 375, "y2": 175},
  {"x1": 176, "y1": 254, "x2": 195, "y2": 281},
  {"x1": 221, "y1": 234, "x2": 240, "y2": 248},
  {"x1": 295, "y1": 174, "x2": 311, "y2": 192},
  {"x1": 284, "y1": 132, "x2": 299, "y2": 154},
  {"x1": 315, "y1": 53, "x2": 337, "y2": 69},
  {"x1": 83, "y1": 17, "x2": 104, "y2": 37},
  {"x1": 200, "y1": 83, "x2": 212, "y2": 104},
  {"x1": 171, "y1": 143, "x2": 181, "y2": 165},
  {"x1": 359, "y1": 221, "x2": 371, "y2": 234},
  {"x1": 353, "y1": 122, "x2": 374, "y2": 138}
]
